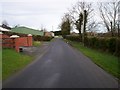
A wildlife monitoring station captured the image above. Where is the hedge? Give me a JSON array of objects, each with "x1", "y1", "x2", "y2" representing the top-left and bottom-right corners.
[
  {"x1": 85, "y1": 37, "x2": 120, "y2": 56},
  {"x1": 65, "y1": 36, "x2": 82, "y2": 42},
  {"x1": 33, "y1": 35, "x2": 53, "y2": 41},
  {"x1": 65, "y1": 36, "x2": 120, "y2": 56}
]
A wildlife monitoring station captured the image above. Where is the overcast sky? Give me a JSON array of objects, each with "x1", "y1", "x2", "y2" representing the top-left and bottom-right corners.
[{"x1": 0, "y1": 0, "x2": 113, "y2": 31}]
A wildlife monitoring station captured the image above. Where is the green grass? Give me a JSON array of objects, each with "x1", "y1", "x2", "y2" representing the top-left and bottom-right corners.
[
  {"x1": 33, "y1": 41, "x2": 41, "y2": 47},
  {"x1": 68, "y1": 41, "x2": 119, "y2": 79},
  {"x1": 11, "y1": 26, "x2": 44, "y2": 36},
  {"x1": 2, "y1": 48, "x2": 33, "y2": 80}
]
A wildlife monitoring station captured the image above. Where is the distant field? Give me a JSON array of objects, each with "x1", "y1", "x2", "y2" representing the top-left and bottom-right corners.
[
  {"x1": 2, "y1": 49, "x2": 33, "y2": 80},
  {"x1": 68, "y1": 40, "x2": 119, "y2": 79},
  {"x1": 11, "y1": 27, "x2": 44, "y2": 36}
]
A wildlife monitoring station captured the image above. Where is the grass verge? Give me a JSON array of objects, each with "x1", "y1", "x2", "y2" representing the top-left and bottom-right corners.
[
  {"x1": 33, "y1": 41, "x2": 41, "y2": 47},
  {"x1": 68, "y1": 40, "x2": 119, "y2": 79},
  {"x1": 2, "y1": 48, "x2": 33, "y2": 80}
]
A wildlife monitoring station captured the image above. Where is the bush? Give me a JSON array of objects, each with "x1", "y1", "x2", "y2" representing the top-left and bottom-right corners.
[
  {"x1": 66, "y1": 36, "x2": 120, "y2": 56},
  {"x1": 33, "y1": 35, "x2": 53, "y2": 41},
  {"x1": 90, "y1": 37, "x2": 97, "y2": 48},
  {"x1": 107, "y1": 38, "x2": 116, "y2": 53},
  {"x1": 65, "y1": 36, "x2": 82, "y2": 42},
  {"x1": 84, "y1": 37, "x2": 98, "y2": 48},
  {"x1": 98, "y1": 38, "x2": 107, "y2": 50},
  {"x1": 114, "y1": 38, "x2": 120, "y2": 57},
  {"x1": 85, "y1": 37, "x2": 119, "y2": 56}
]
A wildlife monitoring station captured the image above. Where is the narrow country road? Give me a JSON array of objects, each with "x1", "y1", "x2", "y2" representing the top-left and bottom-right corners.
[{"x1": 3, "y1": 38, "x2": 118, "y2": 88}]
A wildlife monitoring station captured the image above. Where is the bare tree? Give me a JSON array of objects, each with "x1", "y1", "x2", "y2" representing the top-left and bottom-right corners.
[
  {"x1": 87, "y1": 21, "x2": 100, "y2": 31},
  {"x1": 2, "y1": 20, "x2": 9, "y2": 26},
  {"x1": 69, "y1": 1, "x2": 95, "y2": 39},
  {"x1": 1, "y1": 20, "x2": 11, "y2": 29},
  {"x1": 118, "y1": 1, "x2": 120, "y2": 37},
  {"x1": 98, "y1": 0, "x2": 119, "y2": 36}
]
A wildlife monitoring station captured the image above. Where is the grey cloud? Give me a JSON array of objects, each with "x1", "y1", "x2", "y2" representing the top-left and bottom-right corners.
[{"x1": 0, "y1": 0, "x2": 85, "y2": 31}]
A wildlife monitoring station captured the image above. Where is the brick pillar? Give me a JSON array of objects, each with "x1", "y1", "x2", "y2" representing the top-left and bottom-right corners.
[
  {"x1": 14, "y1": 38, "x2": 19, "y2": 52},
  {"x1": 28, "y1": 34, "x2": 32, "y2": 46},
  {"x1": 10, "y1": 35, "x2": 20, "y2": 52}
]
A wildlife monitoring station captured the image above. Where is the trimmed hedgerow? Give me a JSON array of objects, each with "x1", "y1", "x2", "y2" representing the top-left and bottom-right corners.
[
  {"x1": 33, "y1": 35, "x2": 53, "y2": 41},
  {"x1": 65, "y1": 35, "x2": 120, "y2": 56},
  {"x1": 85, "y1": 37, "x2": 120, "y2": 56},
  {"x1": 65, "y1": 36, "x2": 82, "y2": 42}
]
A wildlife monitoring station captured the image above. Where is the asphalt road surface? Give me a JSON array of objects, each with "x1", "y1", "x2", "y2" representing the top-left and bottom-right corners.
[{"x1": 3, "y1": 38, "x2": 118, "y2": 88}]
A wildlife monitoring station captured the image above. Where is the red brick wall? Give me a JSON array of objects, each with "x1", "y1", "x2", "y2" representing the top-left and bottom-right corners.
[
  {"x1": 0, "y1": 34, "x2": 13, "y2": 48},
  {"x1": 0, "y1": 34, "x2": 9, "y2": 38},
  {"x1": 1, "y1": 34, "x2": 33, "y2": 52},
  {"x1": 15, "y1": 36, "x2": 33, "y2": 52}
]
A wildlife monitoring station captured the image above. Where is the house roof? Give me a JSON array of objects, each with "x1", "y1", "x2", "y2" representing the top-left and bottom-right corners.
[
  {"x1": 0, "y1": 27, "x2": 10, "y2": 32},
  {"x1": 11, "y1": 27, "x2": 44, "y2": 36}
]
